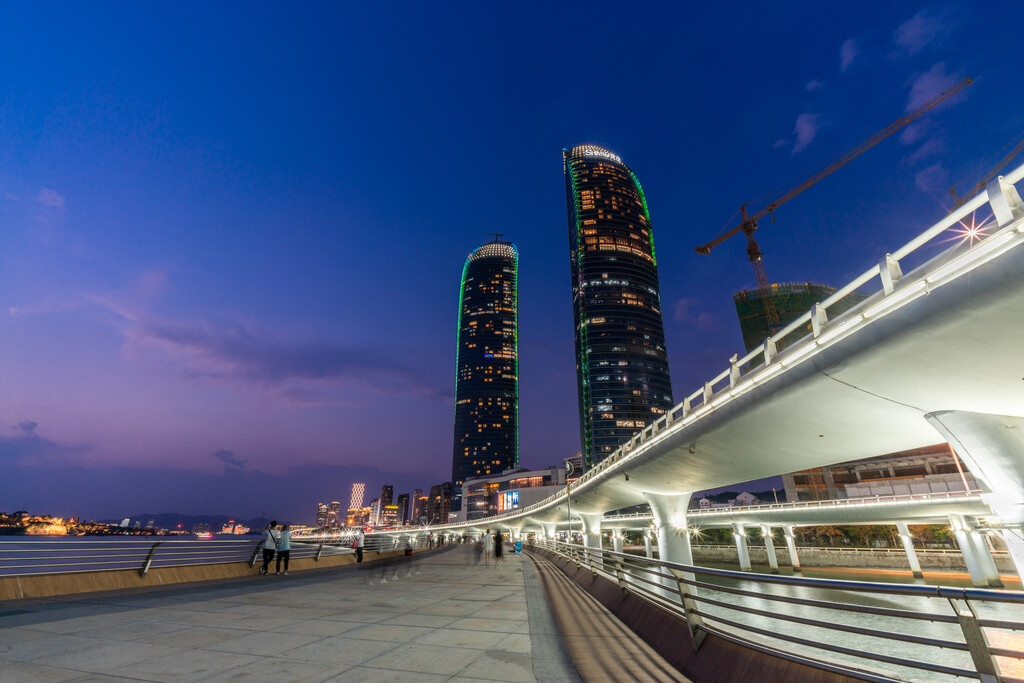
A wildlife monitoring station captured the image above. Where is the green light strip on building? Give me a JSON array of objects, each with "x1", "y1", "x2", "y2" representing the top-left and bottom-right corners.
[
  {"x1": 452, "y1": 256, "x2": 471, "y2": 425},
  {"x1": 629, "y1": 170, "x2": 657, "y2": 267},
  {"x1": 567, "y1": 158, "x2": 594, "y2": 467}
]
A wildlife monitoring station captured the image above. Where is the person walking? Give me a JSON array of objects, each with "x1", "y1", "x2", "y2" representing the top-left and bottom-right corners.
[
  {"x1": 354, "y1": 528, "x2": 365, "y2": 564},
  {"x1": 260, "y1": 521, "x2": 279, "y2": 575},
  {"x1": 275, "y1": 524, "x2": 292, "y2": 575},
  {"x1": 494, "y1": 531, "x2": 504, "y2": 571},
  {"x1": 482, "y1": 529, "x2": 494, "y2": 567}
]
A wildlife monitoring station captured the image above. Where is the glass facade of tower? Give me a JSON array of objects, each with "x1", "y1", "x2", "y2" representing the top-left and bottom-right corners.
[
  {"x1": 451, "y1": 240, "x2": 519, "y2": 511},
  {"x1": 563, "y1": 145, "x2": 673, "y2": 468}
]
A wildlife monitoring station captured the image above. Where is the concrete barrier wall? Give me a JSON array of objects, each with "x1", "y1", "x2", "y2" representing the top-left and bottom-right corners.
[
  {"x1": 688, "y1": 545, "x2": 1016, "y2": 572},
  {"x1": 0, "y1": 548, "x2": 420, "y2": 602}
]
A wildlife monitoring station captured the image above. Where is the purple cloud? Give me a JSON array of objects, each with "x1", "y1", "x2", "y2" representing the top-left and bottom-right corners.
[
  {"x1": 907, "y1": 137, "x2": 946, "y2": 164},
  {"x1": 792, "y1": 112, "x2": 822, "y2": 154},
  {"x1": 915, "y1": 163, "x2": 948, "y2": 193},
  {"x1": 905, "y1": 62, "x2": 966, "y2": 113},
  {"x1": 17, "y1": 421, "x2": 38, "y2": 434},
  {"x1": 839, "y1": 39, "x2": 858, "y2": 73},
  {"x1": 893, "y1": 6, "x2": 956, "y2": 55},
  {"x1": 213, "y1": 449, "x2": 246, "y2": 469},
  {"x1": 805, "y1": 79, "x2": 823, "y2": 92}
]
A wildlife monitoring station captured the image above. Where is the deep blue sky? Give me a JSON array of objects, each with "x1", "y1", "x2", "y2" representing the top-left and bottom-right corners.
[{"x1": 2, "y1": 2, "x2": 1023, "y2": 523}]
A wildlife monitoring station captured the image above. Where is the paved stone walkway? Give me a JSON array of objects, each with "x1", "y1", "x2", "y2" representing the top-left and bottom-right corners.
[{"x1": 0, "y1": 546, "x2": 577, "y2": 682}]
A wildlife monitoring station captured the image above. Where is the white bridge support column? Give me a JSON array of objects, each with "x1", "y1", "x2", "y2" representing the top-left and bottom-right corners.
[
  {"x1": 578, "y1": 513, "x2": 603, "y2": 570},
  {"x1": 783, "y1": 526, "x2": 801, "y2": 571},
  {"x1": 927, "y1": 410, "x2": 1024, "y2": 581},
  {"x1": 733, "y1": 524, "x2": 751, "y2": 572},
  {"x1": 611, "y1": 529, "x2": 624, "y2": 555},
  {"x1": 896, "y1": 521, "x2": 924, "y2": 579},
  {"x1": 950, "y1": 514, "x2": 1003, "y2": 588},
  {"x1": 644, "y1": 529, "x2": 654, "y2": 559},
  {"x1": 538, "y1": 522, "x2": 557, "y2": 542},
  {"x1": 643, "y1": 493, "x2": 694, "y2": 566},
  {"x1": 761, "y1": 525, "x2": 779, "y2": 574}
]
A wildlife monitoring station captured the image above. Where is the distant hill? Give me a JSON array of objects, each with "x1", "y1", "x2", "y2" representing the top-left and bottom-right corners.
[{"x1": 99, "y1": 513, "x2": 275, "y2": 532}]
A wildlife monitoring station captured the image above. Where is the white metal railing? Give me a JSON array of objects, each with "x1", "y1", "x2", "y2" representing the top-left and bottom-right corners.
[
  {"x1": 530, "y1": 539, "x2": 1024, "y2": 683},
  {"x1": 0, "y1": 534, "x2": 429, "y2": 578},
  {"x1": 439, "y1": 167, "x2": 1024, "y2": 531}
]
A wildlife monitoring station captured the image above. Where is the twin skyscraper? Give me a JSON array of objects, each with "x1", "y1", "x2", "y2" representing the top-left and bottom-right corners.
[{"x1": 450, "y1": 145, "x2": 674, "y2": 509}]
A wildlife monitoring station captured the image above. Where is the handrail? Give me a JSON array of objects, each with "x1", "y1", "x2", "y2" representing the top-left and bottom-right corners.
[{"x1": 530, "y1": 538, "x2": 1024, "y2": 682}]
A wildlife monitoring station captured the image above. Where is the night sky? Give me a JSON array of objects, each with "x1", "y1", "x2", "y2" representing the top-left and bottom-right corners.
[{"x1": 3, "y1": 3, "x2": 1023, "y2": 523}]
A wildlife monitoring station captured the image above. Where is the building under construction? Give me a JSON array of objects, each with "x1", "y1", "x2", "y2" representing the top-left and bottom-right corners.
[{"x1": 734, "y1": 282, "x2": 870, "y2": 363}]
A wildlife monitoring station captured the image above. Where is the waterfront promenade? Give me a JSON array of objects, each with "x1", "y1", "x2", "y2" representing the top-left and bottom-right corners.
[{"x1": 0, "y1": 545, "x2": 684, "y2": 682}]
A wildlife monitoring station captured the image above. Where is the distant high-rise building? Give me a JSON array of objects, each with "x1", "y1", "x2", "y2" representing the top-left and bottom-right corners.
[
  {"x1": 563, "y1": 144, "x2": 673, "y2": 468},
  {"x1": 396, "y1": 493, "x2": 410, "y2": 526},
  {"x1": 316, "y1": 502, "x2": 328, "y2": 527},
  {"x1": 426, "y1": 482, "x2": 452, "y2": 525},
  {"x1": 451, "y1": 238, "x2": 519, "y2": 510},
  {"x1": 326, "y1": 501, "x2": 342, "y2": 528},
  {"x1": 412, "y1": 488, "x2": 426, "y2": 525},
  {"x1": 379, "y1": 484, "x2": 394, "y2": 508},
  {"x1": 349, "y1": 483, "x2": 365, "y2": 510}
]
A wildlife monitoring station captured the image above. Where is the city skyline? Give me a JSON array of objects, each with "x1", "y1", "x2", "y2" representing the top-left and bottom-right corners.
[{"x1": 3, "y1": 3, "x2": 1024, "y2": 521}]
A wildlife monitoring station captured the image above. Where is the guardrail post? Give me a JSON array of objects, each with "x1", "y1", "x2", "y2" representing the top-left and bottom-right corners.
[
  {"x1": 249, "y1": 541, "x2": 262, "y2": 567},
  {"x1": 613, "y1": 558, "x2": 628, "y2": 595},
  {"x1": 315, "y1": 544, "x2": 324, "y2": 562},
  {"x1": 879, "y1": 253, "x2": 903, "y2": 295},
  {"x1": 139, "y1": 542, "x2": 161, "y2": 578},
  {"x1": 668, "y1": 567, "x2": 707, "y2": 651},
  {"x1": 947, "y1": 597, "x2": 1002, "y2": 683},
  {"x1": 588, "y1": 553, "x2": 597, "y2": 579}
]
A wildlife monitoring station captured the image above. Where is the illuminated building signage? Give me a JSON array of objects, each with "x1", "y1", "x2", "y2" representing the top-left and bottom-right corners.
[{"x1": 498, "y1": 490, "x2": 519, "y2": 512}]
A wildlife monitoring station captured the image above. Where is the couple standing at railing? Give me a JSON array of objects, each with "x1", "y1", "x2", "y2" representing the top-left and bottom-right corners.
[{"x1": 259, "y1": 521, "x2": 292, "y2": 575}]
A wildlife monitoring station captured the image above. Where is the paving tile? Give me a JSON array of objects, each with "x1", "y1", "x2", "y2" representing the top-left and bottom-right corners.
[
  {"x1": 271, "y1": 619, "x2": 365, "y2": 636},
  {"x1": 0, "y1": 658, "x2": 83, "y2": 682},
  {"x1": 137, "y1": 624, "x2": 252, "y2": 648},
  {"x1": 448, "y1": 616, "x2": 531, "y2": 633},
  {"x1": 415, "y1": 626, "x2": 510, "y2": 649},
  {"x1": 380, "y1": 613, "x2": 459, "y2": 628},
  {"x1": 45, "y1": 641, "x2": 183, "y2": 674},
  {"x1": 282, "y1": 634, "x2": 397, "y2": 666},
  {"x1": 0, "y1": 633, "x2": 98, "y2": 661},
  {"x1": 202, "y1": 628, "x2": 323, "y2": 655},
  {"x1": 72, "y1": 618, "x2": 193, "y2": 642},
  {"x1": 106, "y1": 647, "x2": 261, "y2": 682},
  {"x1": 493, "y1": 633, "x2": 532, "y2": 654},
  {"x1": 359, "y1": 642, "x2": 482, "y2": 675},
  {"x1": 341, "y1": 622, "x2": 433, "y2": 643},
  {"x1": 453, "y1": 649, "x2": 536, "y2": 682},
  {"x1": 204, "y1": 656, "x2": 349, "y2": 682},
  {"x1": 326, "y1": 667, "x2": 448, "y2": 682}
]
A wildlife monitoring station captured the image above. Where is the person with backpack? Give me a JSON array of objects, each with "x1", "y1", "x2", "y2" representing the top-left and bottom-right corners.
[{"x1": 275, "y1": 524, "x2": 292, "y2": 575}]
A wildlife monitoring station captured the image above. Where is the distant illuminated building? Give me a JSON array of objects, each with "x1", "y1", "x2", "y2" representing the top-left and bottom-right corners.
[
  {"x1": 349, "y1": 483, "x2": 365, "y2": 510},
  {"x1": 316, "y1": 503, "x2": 328, "y2": 527},
  {"x1": 563, "y1": 144, "x2": 673, "y2": 468},
  {"x1": 412, "y1": 488, "x2": 426, "y2": 525},
  {"x1": 451, "y1": 238, "x2": 519, "y2": 510},
  {"x1": 326, "y1": 501, "x2": 341, "y2": 528},
  {"x1": 396, "y1": 493, "x2": 410, "y2": 525},
  {"x1": 381, "y1": 505, "x2": 399, "y2": 526},
  {"x1": 426, "y1": 482, "x2": 452, "y2": 525},
  {"x1": 379, "y1": 484, "x2": 394, "y2": 508}
]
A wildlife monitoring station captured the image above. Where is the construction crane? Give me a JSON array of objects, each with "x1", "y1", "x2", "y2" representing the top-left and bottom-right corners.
[
  {"x1": 696, "y1": 77, "x2": 973, "y2": 334},
  {"x1": 948, "y1": 132, "x2": 1024, "y2": 211}
]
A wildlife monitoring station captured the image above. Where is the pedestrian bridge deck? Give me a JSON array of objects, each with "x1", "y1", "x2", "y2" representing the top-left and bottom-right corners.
[{"x1": 0, "y1": 546, "x2": 685, "y2": 682}]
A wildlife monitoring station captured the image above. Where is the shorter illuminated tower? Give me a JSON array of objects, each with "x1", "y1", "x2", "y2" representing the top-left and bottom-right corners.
[
  {"x1": 349, "y1": 483, "x2": 365, "y2": 510},
  {"x1": 451, "y1": 238, "x2": 519, "y2": 510}
]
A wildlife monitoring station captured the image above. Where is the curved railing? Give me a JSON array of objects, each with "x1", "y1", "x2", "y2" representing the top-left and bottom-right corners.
[
  {"x1": 530, "y1": 538, "x2": 1024, "y2": 683},
  {"x1": 0, "y1": 535, "x2": 423, "y2": 578}
]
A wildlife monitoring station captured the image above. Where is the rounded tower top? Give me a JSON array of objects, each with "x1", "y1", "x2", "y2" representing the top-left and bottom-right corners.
[
  {"x1": 468, "y1": 241, "x2": 517, "y2": 263},
  {"x1": 565, "y1": 144, "x2": 623, "y2": 165}
]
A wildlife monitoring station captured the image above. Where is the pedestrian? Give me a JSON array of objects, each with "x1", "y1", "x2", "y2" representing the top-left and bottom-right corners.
[
  {"x1": 482, "y1": 529, "x2": 493, "y2": 567},
  {"x1": 494, "y1": 531, "x2": 504, "y2": 571},
  {"x1": 473, "y1": 537, "x2": 483, "y2": 565},
  {"x1": 260, "y1": 521, "x2": 279, "y2": 575},
  {"x1": 354, "y1": 527, "x2": 365, "y2": 564},
  {"x1": 428, "y1": 532, "x2": 434, "y2": 549},
  {"x1": 275, "y1": 524, "x2": 292, "y2": 575}
]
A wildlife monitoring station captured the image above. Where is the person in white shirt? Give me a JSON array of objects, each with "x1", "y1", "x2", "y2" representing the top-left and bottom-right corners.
[
  {"x1": 260, "y1": 521, "x2": 279, "y2": 575},
  {"x1": 275, "y1": 525, "x2": 292, "y2": 575},
  {"x1": 354, "y1": 528, "x2": 365, "y2": 564}
]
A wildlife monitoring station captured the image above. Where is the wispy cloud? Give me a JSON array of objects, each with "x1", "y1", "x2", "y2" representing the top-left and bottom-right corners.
[
  {"x1": 792, "y1": 112, "x2": 822, "y2": 154},
  {"x1": 17, "y1": 421, "x2": 39, "y2": 434},
  {"x1": 905, "y1": 62, "x2": 967, "y2": 114},
  {"x1": 839, "y1": 39, "x2": 858, "y2": 73},
  {"x1": 673, "y1": 297, "x2": 718, "y2": 331},
  {"x1": 907, "y1": 137, "x2": 946, "y2": 164},
  {"x1": 915, "y1": 163, "x2": 948, "y2": 193},
  {"x1": 893, "y1": 6, "x2": 956, "y2": 55},
  {"x1": 213, "y1": 449, "x2": 246, "y2": 469},
  {"x1": 805, "y1": 79, "x2": 823, "y2": 92},
  {"x1": 35, "y1": 188, "x2": 66, "y2": 209}
]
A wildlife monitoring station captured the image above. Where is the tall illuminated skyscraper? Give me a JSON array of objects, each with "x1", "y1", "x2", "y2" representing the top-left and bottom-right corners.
[
  {"x1": 451, "y1": 238, "x2": 519, "y2": 510},
  {"x1": 563, "y1": 144, "x2": 673, "y2": 468},
  {"x1": 348, "y1": 483, "x2": 365, "y2": 510}
]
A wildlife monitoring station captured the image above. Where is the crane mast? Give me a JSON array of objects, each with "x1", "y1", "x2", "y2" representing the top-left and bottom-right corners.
[{"x1": 697, "y1": 77, "x2": 973, "y2": 339}]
